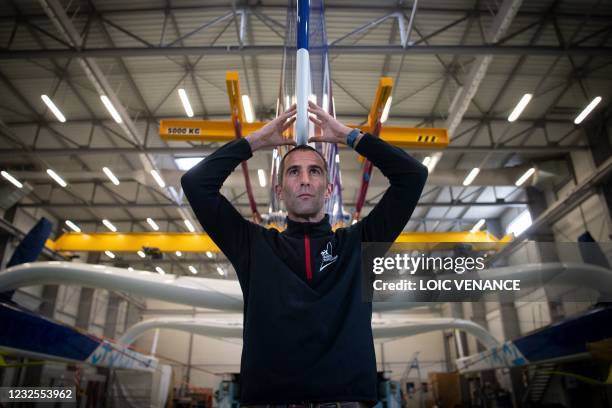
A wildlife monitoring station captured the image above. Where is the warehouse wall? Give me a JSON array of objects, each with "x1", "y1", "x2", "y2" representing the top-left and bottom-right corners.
[{"x1": 482, "y1": 139, "x2": 612, "y2": 344}]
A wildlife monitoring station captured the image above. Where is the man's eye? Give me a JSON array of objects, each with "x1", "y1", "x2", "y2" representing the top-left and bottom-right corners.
[
  {"x1": 289, "y1": 169, "x2": 298, "y2": 175},
  {"x1": 310, "y1": 168, "x2": 321, "y2": 175}
]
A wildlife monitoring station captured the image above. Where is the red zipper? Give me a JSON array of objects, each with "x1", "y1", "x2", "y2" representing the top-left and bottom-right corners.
[{"x1": 304, "y1": 233, "x2": 313, "y2": 280}]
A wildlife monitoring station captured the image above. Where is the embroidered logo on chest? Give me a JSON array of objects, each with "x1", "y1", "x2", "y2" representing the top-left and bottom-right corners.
[{"x1": 320, "y1": 242, "x2": 339, "y2": 271}]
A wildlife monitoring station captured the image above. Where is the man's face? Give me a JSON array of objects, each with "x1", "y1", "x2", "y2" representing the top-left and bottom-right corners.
[{"x1": 275, "y1": 150, "x2": 332, "y2": 220}]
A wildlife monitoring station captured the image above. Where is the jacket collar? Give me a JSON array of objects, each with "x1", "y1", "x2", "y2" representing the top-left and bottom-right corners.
[{"x1": 284, "y1": 214, "x2": 333, "y2": 238}]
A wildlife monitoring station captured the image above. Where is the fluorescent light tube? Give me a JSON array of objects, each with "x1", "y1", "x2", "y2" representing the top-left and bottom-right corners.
[
  {"x1": 425, "y1": 153, "x2": 441, "y2": 173},
  {"x1": 100, "y1": 95, "x2": 122, "y2": 123},
  {"x1": 102, "y1": 219, "x2": 117, "y2": 232},
  {"x1": 146, "y1": 217, "x2": 159, "y2": 231},
  {"x1": 178, "y1": 88, "x2": 194, "y2": 117},
  {"x1": 175, "y1": 157, "x2": 204, "y2": 171},
  {"x1": 242, "y1": 94, "x2": 254, "y2": 123},
  {"x1": 1, "y1": 170, "x2": 23, "y2": 188},
  {"x1": 574, "y1": 96, "x2": 602, "y2": 125},
  {"x1": 508, "y1": 93, "x2": 532, "y2": 122},
  {"x1": 184, "y1": 219, "x2": 195, "y2": 233},
  {"x1": 41, "y1": 95, "x2": 66, "y2": 122},
  {"x1": 188, "y1": 265, "x2": 197, "y2": 274},
  {"x1": 47, "y1": 169, "x2": 67, "y2": 187},
  {"x1": 102, "y1": 167, "x2": 120, "y2": 185},
  {"x1": 155, "y1": 266, "x2": 165, "y2": 275},
  {"x1": 515, "y1": 167, "x2": 536, "y2": 187},
  {"x1": 380, "y1": 96, "x2": 392, "y2": 123},
  {"x1": 257, "y1": 169, "x2": 266, "y2": 187},
  {"x1": 150, "y1": 170, "x2": 166, "y2": 188},
  {"x1": 506, "y1": 210, "x2": 532, "y2": 236},
  {"x1": 65, "y1": 220, "x2": 81, "y2": 232},
  {"x1": 470, "y1": 218, "x2": 486, "y2": 233},
  {"x1": 104, "y1": 250, "x2": 115, "y2": 259},
  {"x1": 462, "y1": 167, "x2": 480, "y2": 186}
]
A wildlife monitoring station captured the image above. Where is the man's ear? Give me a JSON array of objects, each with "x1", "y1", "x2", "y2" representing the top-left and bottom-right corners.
[
  {"x1": 324, "y1": 182, "x2": 333, "y2": 199},
  {"x1": 274, "y1": 183, "x2": 283, "y2": 201}
]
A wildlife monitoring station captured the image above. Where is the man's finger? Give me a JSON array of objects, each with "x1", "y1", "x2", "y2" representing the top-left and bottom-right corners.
[
  {"x1": 307, "y1": 105, "x2": 326, "y2": 117},
  {"x1": 308, "y1": 115, "x2": 323, "y2": 126},
  {"x1": 307, "y1": 136, "x2": 327, "y2": 143},
  {"x1": 280, "y1": 138, "x2": 297, "y2": 146},
  {"x1": 282, "y1": 117, "x2": 296, "y2": 131},
  {"x1": 308, "y1": 100, "x2": 322, "y2": 110},
  {"x1": 286, "y1": 105, "x2": 297, "y2": 113},
  {"x1": 279, "y1": 109, "x2": 296, "y2": 120}
]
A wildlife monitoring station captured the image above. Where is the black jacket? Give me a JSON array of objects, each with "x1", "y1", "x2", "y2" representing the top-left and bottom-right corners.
[{"x1": 181, "y1": 134, "x2": 428, "y2": 404}]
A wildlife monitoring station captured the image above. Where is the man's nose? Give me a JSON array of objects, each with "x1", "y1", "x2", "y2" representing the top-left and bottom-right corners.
[{"x1": 299, "y1": 171, "x2": 310, "y2": 185}]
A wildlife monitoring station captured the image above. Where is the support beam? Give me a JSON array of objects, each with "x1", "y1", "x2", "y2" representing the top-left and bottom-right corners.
[
  {"x1": 44, "y1": 230, "x2": 510, "y2": 253},
  {"x1": 428, "y1": 0, "x2": 523, "y2": 173},
  {"x1": 18, "y1": 201, "x2": 528, "y2": 210},
  {"x1": 0, "y1": 145, "x2": 586, "y2": 158},
  {"x1": 1, "y1": 45, "x2": 611, "y2": 59}
]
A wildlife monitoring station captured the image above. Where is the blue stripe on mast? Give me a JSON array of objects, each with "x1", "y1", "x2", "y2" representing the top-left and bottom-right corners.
[{"x1": 297, "y1": 0, "x2": 310, "y2": 50}]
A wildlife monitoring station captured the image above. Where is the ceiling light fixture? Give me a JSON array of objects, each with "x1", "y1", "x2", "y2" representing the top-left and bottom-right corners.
[
  {"x1": 47, "y1": 169, "x2": 67, "y2": 187},
  {"x1": 150, "y1": 170, "x2": 166, "y2": 188},
  {"x1": 1, "y1": 170, "x2": 23, "y2": 188},
  {"x1": 41, "y1": 95, "x2": 66, "y2": 122},
  {"x1": 574, "y1": 96, "x2": 602, "y2": 125},
  {"x1": 184, "y1": 219, "x2": 195, "y2": 233},
  {"x1": 515, "y1": 167, "x2": 536, "y2": 187},
  {"x1": 380, "y1": 96, "x2": 392, "y2": 123},
  {"x1": 146, "y1": 217, "x2": 159, "y2": 231},
  {"x1": 178, "y1": 88, "x2": 194, "y2": 117},
  {"x1": 102, "y1": 167, "x2": 120, "y2": 186},
  {"x1": 65, "y1": 220, "x2": 81, "y2": 232},
  {"x1": 102, "y1": 219, "x2": 117, "y2": 232},
  {"x1": 242, "y1": 95, "x2": 254, "y2": 123},
  {"x1": 462, "y1": 168, "x2": 480, "y2": 186},
  {"x1": 257, "y1": 169, "x2": 266, "y2": 187},
  {"x1": 507, "y1": 93, "x2": 533, "y2": 122},
  {"x1": 470, "y1": 218, "x2": 486, "y2": 233},
  {"x1": 100, "y1": 95, "x2": 122, "y2": 123}
]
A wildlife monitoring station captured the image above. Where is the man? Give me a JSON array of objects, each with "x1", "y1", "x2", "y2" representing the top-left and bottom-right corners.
[{"x1": 181, "y1": 101, "x2": 428, "y2": 405}]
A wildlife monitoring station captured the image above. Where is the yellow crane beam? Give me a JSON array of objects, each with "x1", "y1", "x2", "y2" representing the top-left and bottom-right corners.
[
  {"x1": 46, "y1": 231, "x2": 511, "y2": 253},
  {"x1": 160, "y1": 119, "x2": 448, "y2": 149},
  {"x1": 160, "y1": 74, "x2": 447, "y2": 149}
]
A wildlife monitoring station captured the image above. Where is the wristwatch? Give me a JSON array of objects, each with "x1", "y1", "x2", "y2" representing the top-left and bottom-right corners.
[{"x1": 346, "y1": 128, "x2": 361, "y2": 148}]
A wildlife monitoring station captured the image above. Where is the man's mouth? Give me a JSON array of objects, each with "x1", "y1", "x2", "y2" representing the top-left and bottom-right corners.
[{"x1": 298, "y1": 193, "x2": 313, "y2": 198}]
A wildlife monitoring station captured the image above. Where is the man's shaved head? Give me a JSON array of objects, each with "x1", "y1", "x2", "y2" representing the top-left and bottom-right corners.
[
  {"x1": 275, "y1": 145, "x2": 333, "y2": 223},
  {"x1": 277, "y1": 145, "x2": 329, "y2": 185}
]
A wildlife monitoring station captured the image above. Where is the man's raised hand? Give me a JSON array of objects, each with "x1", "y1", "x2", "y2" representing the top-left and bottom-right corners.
[
  {"x1": 246, "y1": 105, "x2": 297, "y2": 152},
  {"x1": 306, "y1": 101, "x2": 355, "y2": 145}
]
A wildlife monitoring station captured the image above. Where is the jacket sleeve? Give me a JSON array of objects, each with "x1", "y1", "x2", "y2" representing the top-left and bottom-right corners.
[
  {"x1": 353, "y1": 133, "x2": 429, "y2": 242},
  {"x1": 180, "y1": 138, "x2": 254, "y2": 288}
]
